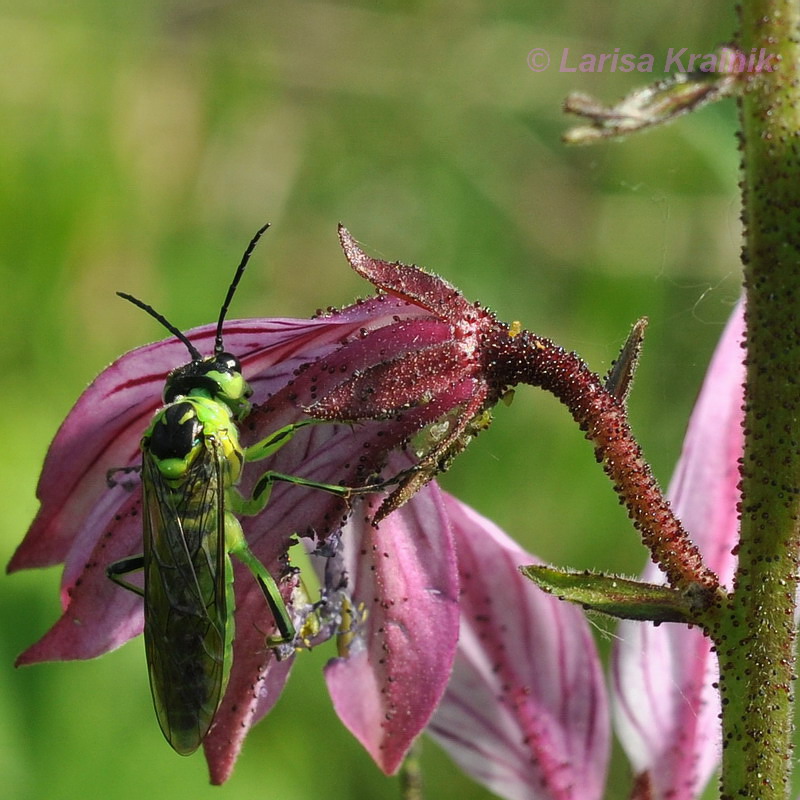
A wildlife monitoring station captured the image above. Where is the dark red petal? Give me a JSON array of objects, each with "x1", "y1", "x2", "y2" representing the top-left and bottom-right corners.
[
  {"x1": 11, "y1": 304, "x2": 435, "y2": 666},
  {"x1": 11, "y1": 301, "x2": 426, "y2": 575},
  {"x1": 339, "y1": 225, "x2": 476, "y2": 324},
  {"x1": 312, "y1": 339, "x2": 471, "y2": 419}
]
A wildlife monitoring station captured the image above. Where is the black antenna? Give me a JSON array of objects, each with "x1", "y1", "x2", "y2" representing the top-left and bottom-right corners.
[
  {"x1": 214, "y1": 223, "x2": 270, "y2": 355},
  {"x1": 117, "y1": 292, "x2": 204, "y2": 362}
]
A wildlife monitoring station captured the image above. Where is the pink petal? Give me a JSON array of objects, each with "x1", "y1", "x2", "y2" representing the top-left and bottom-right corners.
[
  {"x1": 203, "y1": 582, "x2": 296, "y2": 785},
  {"x1": 11, "y1": 315, "x2": 382, "y2": 573},
  {"x1": 11, "y1": 301, "x2": 430, "y2": 665},
  {"x1": 429, "y1": 494, "x2": 610, "y2": 800},
  {"x1": 15, "y1": 489, "x2": 145, "y2": 663},
  {"x1": 612, "y1": 300, "x2": 745, "y2": 799},
  {"x1": 161, "y1": 417, "x2": 431, "y2": 782},
  {"x1": 325, "y1": 483, "x2": 460, "y2": 774},
  {"x1": 206, "y1": 444, "x2": 458, "y2": 780},
  {"x1": 13, "y1": 301, "x2": 460, "y2": 781}
]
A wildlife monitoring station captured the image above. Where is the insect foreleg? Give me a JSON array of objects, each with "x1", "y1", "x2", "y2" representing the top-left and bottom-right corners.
[
  {"x1": 244, "y1": 419, "x2": 326, "y2": 463},
  {"x1": 224, "y1": 513, "x2": 295, "y2": 644},
  {"x1": 106, "y1": 554, "x2": 146, "y2": 597}
]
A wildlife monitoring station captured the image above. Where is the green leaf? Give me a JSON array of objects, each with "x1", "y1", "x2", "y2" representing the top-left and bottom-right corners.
[{"x1": 519, "y1": 565, "x2": 697, "y2": 624}]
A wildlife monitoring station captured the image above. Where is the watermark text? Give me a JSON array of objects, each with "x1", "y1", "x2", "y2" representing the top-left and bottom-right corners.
[{"x1": 526, "y1": 47, "x2": 778, "y2": 74}]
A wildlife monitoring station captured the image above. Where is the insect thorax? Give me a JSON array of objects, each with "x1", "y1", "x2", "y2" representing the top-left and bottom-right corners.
[{"x1": 144, "y1": 396, "x2": 244, "y2": 484}]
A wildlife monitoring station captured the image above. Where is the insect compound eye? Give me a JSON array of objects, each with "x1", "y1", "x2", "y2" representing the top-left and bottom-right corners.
[
  {"x1": 205, "y1": 352, "x2": 251, "y2": 406},
  {"x1": 217, "y1": 352, "x2": 242, "y2": 374}
]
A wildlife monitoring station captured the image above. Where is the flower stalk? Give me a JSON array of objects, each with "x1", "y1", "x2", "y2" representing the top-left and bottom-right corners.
[
  {"x1": 399, "y1": 740, "x2": 424, "y2": 800},
  {"x1": 484, "y1": 329, "x2": 722, "y2": 596},
  {"x1": 317, "y1": 230, "x2": 721, "y2": 606},
  {"x1": 715, "y1": 2, "x2": 800, "y2": 796}
]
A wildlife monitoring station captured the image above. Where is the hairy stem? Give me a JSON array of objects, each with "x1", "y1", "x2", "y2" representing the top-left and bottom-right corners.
[
  {"x1": 489, "y1": 329, "x2": 720, "y2": 595},
  {"x1": 714, "y1": 4, "x2": 800, "y2": 798}
]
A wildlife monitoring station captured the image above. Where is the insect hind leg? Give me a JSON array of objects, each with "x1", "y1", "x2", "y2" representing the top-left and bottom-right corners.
[
  {"x1": 107, "y1": 554, "x2": 145, "y2": 597},
  {"x1": 225, "y1": 513, "x2": 295, "y2": 645},
  {"x1": 106, "y1": 465, "x2": 142, "y2": 491}
]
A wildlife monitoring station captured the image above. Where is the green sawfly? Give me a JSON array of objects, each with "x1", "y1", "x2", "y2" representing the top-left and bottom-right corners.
[{"x1": 107, "y1": 225, "x2": 364, "y2": 754}]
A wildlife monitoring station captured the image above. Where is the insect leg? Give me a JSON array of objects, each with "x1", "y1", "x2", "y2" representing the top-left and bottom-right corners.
[
  {"x1": 106, "y1": 465, "x2": 142, "y2": 490},
  {"x1": 225, "y1": 513, "x2": 295, "y2": 644},
  {"x1": 245, "y1": 422, "x2": 406, "y2": 508},
  {"x1": 227, "y1": 471, "x2": 355, "y2": 521},
  {"x1": 244, "y1": 419, "x2": 326, "y2": 463},
  {"x1": 107, "y1": 554, "x2": 145, "y2": 596}
]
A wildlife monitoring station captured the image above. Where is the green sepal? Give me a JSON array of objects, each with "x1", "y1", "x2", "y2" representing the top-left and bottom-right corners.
[{"x1": 520, "y1": 565, "x2": 697, "y2": 624}]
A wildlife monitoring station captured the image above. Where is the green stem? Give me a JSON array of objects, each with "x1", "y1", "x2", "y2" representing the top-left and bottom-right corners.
[
  {"x1": 716, "y1": 5, "x2": 800, "y2": 798},
  {"x1": 399, "y1": 739, "x2": 424, "y2": 800}
]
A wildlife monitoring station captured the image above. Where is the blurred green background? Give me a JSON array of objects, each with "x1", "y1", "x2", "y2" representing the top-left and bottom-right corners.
[{"x1": 2, "y1": 2, "x2": 744, "y2": 799}]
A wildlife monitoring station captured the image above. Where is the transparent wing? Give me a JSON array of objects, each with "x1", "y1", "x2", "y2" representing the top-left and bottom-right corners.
[{"x1": 141, "y1": 440, "x2": 231, "y2": 755}]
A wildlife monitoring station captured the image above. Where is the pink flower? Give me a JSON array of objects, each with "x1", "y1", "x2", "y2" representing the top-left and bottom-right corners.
[
  {"x1": 9, "y1": 228, "x2": 609, "y2": 796},
  {"x1": 429, "y1": 495, "x2": 609, "y2": 800},
  {"x1": 9, "y1": 296, "x2": 460, "y2": 781},
  {"x1": 611, "y1": 301, "x2": 745, "y2": 799}
]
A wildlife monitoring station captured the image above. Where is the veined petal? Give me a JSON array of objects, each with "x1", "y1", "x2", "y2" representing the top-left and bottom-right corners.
[
  {"x1": 203, "y1": 598, "x2": 296, "y2": 785},
  {"x1": 11, "y1": 273, "x2": 474, "y2": 783},
  {"x1": 174, "y1": 411, "x2": 449, "y2": 782},
  {"x1": 207, "y1": 449, "x2": 458, "y2": 781},
  {"x1": 11, "y1": 309, "x2": 410, "y2": 572},
  {"x1": 10, "y1": 300, "x2": 430, "y2": 665},
  {"x1": 15, "y1": 489, "x2": 145, "y2": 663},
  {"x1": 429, "y1": 494, "x2": 610, "y2": 800},
  {"x1": 324, "y1": 483, "x2": 460, "y2": 774},
  {"x1": 612, "y1": 300, "x2": 745, "y2": 799}
]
